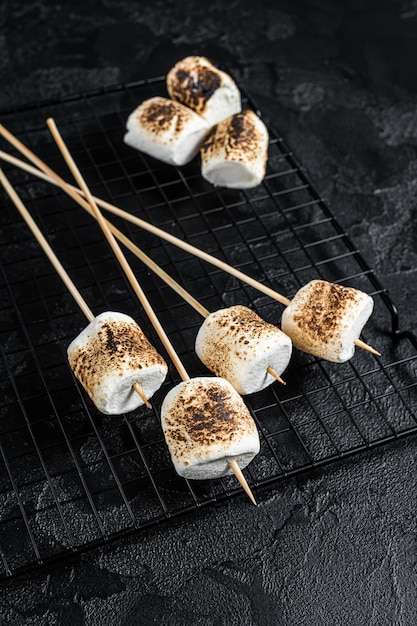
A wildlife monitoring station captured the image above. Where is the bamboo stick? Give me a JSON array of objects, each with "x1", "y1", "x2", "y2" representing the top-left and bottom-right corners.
[
  {"x1": 0, "y1": 168, "x2": 151, "y2": 408},
  {"x1": 0, "y1": 127, "x2": 380, "y2": 357},
  {"x1": 45, "y1": 119, "x2": 257, "y2": 505}
]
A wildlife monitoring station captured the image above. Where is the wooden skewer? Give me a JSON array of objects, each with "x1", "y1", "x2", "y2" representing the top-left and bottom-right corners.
[
  {"x1": 228, "y1": 460, "x2": 257, "y2": 506},
  {"x1": 0, "y1": 146, "x2": 285, "y2": 384},
  {"x1": 89, "y1": 217, "x2": 380, "y2": 357},
  {"x1": 267, "y1": 367, "x2": 286, "y2": 385},
  {"x1": 132, "y1": 383, "x2": 152, "y2": 408},
  {"x1": 45, "y1": 118, "x2": 257, "y2": 505},
  {"x1": 353, "y1": 338, "x2": 381, "y2": 357},
  {"x1": 79, "y1": 225, "x2": 287, "y2": 385},
  {"x1": 0, "y1": 150, "x2": 210, "y2": 320},
  {"x1": 46, "y1": 118, "x2": 189, "y2": 384},
  {"x1": 116, "y1": 230, "x2": 211, "y2": 319},
  {"x1": 0, "y1": 169, "x2": 95, "y2": 323},
  {"x1": 0, "y1": 168, "x2": 152, "y2": 408},
  {"x1": 0, "y1": 129, "x2": 380, "y2": 357},
  {"x1": 0, "y1": 125, "x2": 289, "y2": 307}
]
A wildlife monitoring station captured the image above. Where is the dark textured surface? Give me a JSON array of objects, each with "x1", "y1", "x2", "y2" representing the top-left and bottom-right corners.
[{"x1": 0, "y1": 1, "x2": 416, "y2": 624}]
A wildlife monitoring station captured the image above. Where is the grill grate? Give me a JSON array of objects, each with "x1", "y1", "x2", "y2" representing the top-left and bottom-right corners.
[{"x1": 0, "y1": 76, "x2": 416, "y2": 578}]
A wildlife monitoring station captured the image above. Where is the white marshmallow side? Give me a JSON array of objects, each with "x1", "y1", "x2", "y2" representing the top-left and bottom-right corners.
[
  {"x1": 201, "y1": 161, "x2": 261, "y2": 189},
  {"x1": 195, "y1": 305, "x2": 292, "y2": 395},
  {"x1": 281, "y1": 280, "x2": 374, "y2": 363},
  {"x1": 161, "y1": 377, "x2": 260, "y2": 480},
  {"x1": 199, "y1": 84, "x2": 242, "y2": 126},
  {"x1": 68, "y1": 311, "x2": 168, "y2": 414},
  {"x1": 166, "y1": 55, "x2": 242, "y2": 126},
  {"x1": 200, "y1": 109, "x2": 269, "y2": 189},
  {"x1": 124, "y1": 96, "x2": 209, "y2": 166}
]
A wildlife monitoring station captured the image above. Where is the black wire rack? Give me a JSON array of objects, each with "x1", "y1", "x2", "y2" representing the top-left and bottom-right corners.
[{"x1": 0, "y1": 75, "x2": 416, "y2": 579}]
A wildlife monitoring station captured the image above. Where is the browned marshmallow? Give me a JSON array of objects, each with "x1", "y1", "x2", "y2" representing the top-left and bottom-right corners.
[
  {"x1": 166, "y1": 56, "x2": 241, "y2": 126},
  {"x1": 67, "y1": 311, "x2": 168, "y2": 414},
  {"x1": 124, "y1": 96, "x2": 209, "y2": 166},
  {"x1": 200, "y1": 109, "x2": 269, "y2": 188},
  {"x1": 161, "y1": 377, "x2": 260, "y2": 479},
  {"x1": 281, "y1": 280, "x2": 374, "y2": 362},
  {"x1": 195, "y1": 305, "x2": 292, "y2": 395}
]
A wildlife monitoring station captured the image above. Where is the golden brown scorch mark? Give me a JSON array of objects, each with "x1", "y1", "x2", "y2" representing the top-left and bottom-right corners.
[
  {"x1": 199, "y1": 305, "x2": 278, "y2": 376},
  {"x1": 164, "y1": 379, "x2": 254, "y2": 458},
  {"x1": 167, "y1": 56, "x2": 221, "y2": 114},
  {"x1": 292, "y1": 280, "x2": 358, "y2": 343},
  {"x1": 201, "y1": 110, "x2": 263, "y2": 164},
  {"x1": 136, "y1": 98, "x2": 196, "y2": 137},
  {"x1": 69, "y1": 319, "x2": 165, "y2": 395}
]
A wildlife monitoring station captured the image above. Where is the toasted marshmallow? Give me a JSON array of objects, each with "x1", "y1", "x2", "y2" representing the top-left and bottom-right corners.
[
  {"x1": 200, "y1": 109, "x2": 269, "y2": 189},
  {"x1": 67, "y1": 311, "x2": 168, "y2": 414},
  {"x1": 161, "y1": 377, "x2": 260, "y2": 480},
  {"x1": 124, "y1": 96, "x2": 209, "y2": 166},
  {"x1": 281, "y1": 280, "x2": 374, "y2": 363},
  {"x1": 166, "y1": 55, "x2": 241, "y2": 126},
  {"x1": 195, "y1": 306, "x2": 292, "y2": 395}
]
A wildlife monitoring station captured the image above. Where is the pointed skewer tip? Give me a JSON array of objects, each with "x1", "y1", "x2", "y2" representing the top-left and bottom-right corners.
[
  {"x1": 354, "y1": 338, "x2": 381, "y2": 357},
  {"x1": 228, "y1": 459, "x2": 257, "y2": 506},
  {"x1": 133, "y1": 382, "x2": 152, "y2": 409},
  {"x1": 267, "y1": 366, "x2": 286, "y2": 385}
]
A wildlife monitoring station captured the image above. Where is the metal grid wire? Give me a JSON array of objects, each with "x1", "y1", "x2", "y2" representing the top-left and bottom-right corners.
[{"x1": 0, "y1": 76, "x2": 416, "y2": 578}]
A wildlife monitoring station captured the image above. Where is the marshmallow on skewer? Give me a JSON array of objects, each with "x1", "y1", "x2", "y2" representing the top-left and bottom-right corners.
[
  {"x1": 281, "y1": 280, "x2": 374, "y2": 363},
  {"x1": 124, "y1": 96, "x2": 209, "y2": 166},
  {"x1": 200, "y1": 109, "x2": 269, "y2": 189},
  {"x1": 166, "y1": 55, "x2": 241, "y2": 126},
  {"x1": 68, "y1": 311, "x2": 168, "y2": 414},
  {"x1": 195, "y1": 305, "x2": 292, "y2": 395},
  {"x1": 161, "y1": 376, "x2": 260, "y2": 480}
]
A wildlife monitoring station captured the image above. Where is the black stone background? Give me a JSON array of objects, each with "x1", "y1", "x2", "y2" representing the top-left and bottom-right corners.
[{"x1": 1, "y1": 0, "x2": 417, "y2": 624}]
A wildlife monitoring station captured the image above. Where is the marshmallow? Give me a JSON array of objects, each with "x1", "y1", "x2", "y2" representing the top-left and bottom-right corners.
[
  {"x1": 124, "y1": 96, "x2": 209, "y2": 166},
  {"x1": 166, "y1": 55, "x2": 241, "y2": 126},
  {"x1": 195, "y1": 305, "x2": 292, "y2": 395},
  {"x1": 67, "y1": 311, "x2": 168, "y2": 414},
  {"x1": 161, "y1": 377, "x2": 260, "y2": 480},
  {"x1": 281, "y1": 280, "x2": 374, "y2": 363},
  {"x1": 200, "y1": 109, "x2": 269, "y2": 188}
]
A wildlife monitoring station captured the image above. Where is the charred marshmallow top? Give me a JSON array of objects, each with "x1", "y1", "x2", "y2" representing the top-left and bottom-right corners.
[
  {"x1": 161, "y1": 377, "x2": 260, "y2": 480},
  {"x1": 166, "y1": 55, "x2": 241, "y2": 126}
]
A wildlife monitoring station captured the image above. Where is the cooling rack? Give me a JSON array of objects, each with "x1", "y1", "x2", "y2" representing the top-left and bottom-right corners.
[{"x1": 0, "y1": 75, "x2": 416, "y2": 579}]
